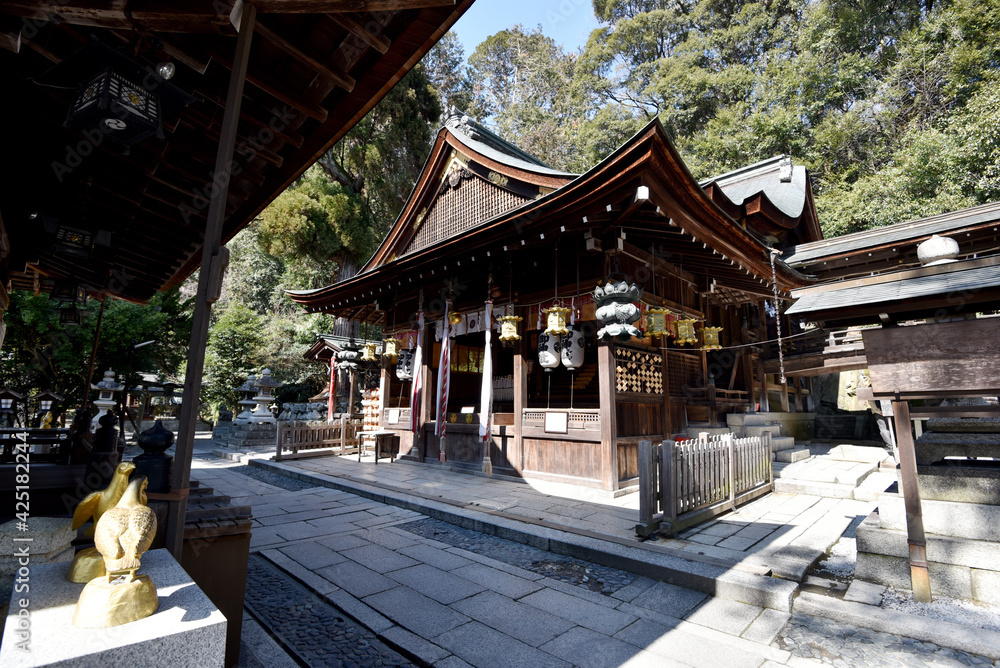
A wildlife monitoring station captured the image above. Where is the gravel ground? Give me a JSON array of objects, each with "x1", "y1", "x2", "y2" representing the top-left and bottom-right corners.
[
  {"x1": 882, "y1": 588, "x2": 1000, "y2": 634},
  {"x1": 231, "y1": 464, "x2": 320, "y2": 491},
  {"x1": 245, "y1": 554, "x2": 414, "y2": 667},
  {"x1": 399, "y1": 517, "x2": 637, "y2": 595}
]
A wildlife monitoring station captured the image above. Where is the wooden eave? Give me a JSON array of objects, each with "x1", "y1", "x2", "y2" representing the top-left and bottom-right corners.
[
  {"x1": 1, "y1": 0, "x2": 472, "y2": 303},
  {"x1": 289, "y1": 119, "x2": 812, "y2": 315},
  {"x1": 363, "y1": 126, "x2": 575, "y2": 270}
]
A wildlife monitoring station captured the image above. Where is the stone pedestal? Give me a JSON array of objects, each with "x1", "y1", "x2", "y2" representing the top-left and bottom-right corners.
[
  {"x1": 0, "y1": 549, "x2": 226, "y2": 667},
  {"x1": 0, "y1": 517, "x2": 74, "y2": 597}
]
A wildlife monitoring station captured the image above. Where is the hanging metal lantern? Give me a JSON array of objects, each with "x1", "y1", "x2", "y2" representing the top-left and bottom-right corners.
[
  {"x1": 60, "y1": 306, "x2": 84, "y2": 326},
  {"x1": 396, "y1": 348, "x2": 415, "y2": 380},
  {"x1": 382, "y1": 337, "x2": 400, "y2": 363},
  {"x1": 702, "y1": 326, "x2": 724, "y2": 350},
  {"x1": 538, "y1": 332, "x2": 560, "y2": 372},
  {"x1": 560, "y1": 325, "x2": 585, "y2": 371},
  {"x1": 644, "y1": 307, "x2": 670, "y2": 338},
  {"x1": 594, "y1": 279, "x2": 643, "y2": 342},
  {"x1": 675, "y1": 319, "x2": 698, "y2": 346},
  {"x1": 665, "y1": 312, "x2": 679, "y2": 339},
  {"x1": 543, "y1": 306, "x2": 570, "y2": 336},
  {"x1": 361, "y1": 342, "x2": 378, "y2": 362},
  {"x1": 498, "y1": 315, "x2": 522, "y2": 344},
  {"x1": 336, "y1": 340, "x2": 361, "y2": 372}
]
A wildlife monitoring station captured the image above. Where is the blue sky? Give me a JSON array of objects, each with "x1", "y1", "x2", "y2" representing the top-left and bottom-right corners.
[{"x1": 450, "y1": 0, "x2": 601, "y2": 57}]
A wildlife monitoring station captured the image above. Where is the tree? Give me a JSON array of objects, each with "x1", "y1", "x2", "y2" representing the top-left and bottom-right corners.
[
  {"x1": 203, "y1": 302, "x2": 265, "y2": 413},
  {"x1": 467, "y1": 26, "x2": 582, "y2": 171},
  {"x1": 424, "y1": 31, "x2": 473, "y2": 112}
]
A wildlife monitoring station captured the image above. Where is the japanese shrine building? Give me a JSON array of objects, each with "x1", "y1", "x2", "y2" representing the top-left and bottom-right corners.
[{"x1": 290, "y1": 112, "x2": 821, "y2": 493}]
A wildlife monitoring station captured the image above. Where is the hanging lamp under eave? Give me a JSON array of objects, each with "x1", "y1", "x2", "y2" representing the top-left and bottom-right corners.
[
  {"x1": 702, "y1": 326, "x2": 724, "y2": 350},
  {"x1": 675, "y1": 318, "x2": 698, "y2": 346},
  {"x1": 644, "y1": 307, "x2": 670, "y2": 338},
  {"x1": 498, "y1": 315, "x2": 522, "y2": 344},
  {"x1": 543, "y1": 306, "x2": 570, "y2": 336}
]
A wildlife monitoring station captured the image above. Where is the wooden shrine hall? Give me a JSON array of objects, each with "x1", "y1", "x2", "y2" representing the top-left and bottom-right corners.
[{"x1": 290, "y1": 112, "x2": 821, "y2": 493}]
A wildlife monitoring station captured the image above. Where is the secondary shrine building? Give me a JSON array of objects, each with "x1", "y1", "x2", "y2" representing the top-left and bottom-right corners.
[{"x1": 289, "y1": 111, "x2": 820, "y2": 493}]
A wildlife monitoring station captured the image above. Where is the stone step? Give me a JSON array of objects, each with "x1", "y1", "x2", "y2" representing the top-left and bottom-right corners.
[
  {"x1": 852, "y1": 471, "x2": 897, "y2": 502},
  {"x1": 684, "y1": 425, "x2": 733, "y2": 438},
  {"x1": 774, "y1": 478, "x2": 858, "y2": 499},
  {"x1": 771, "y1": 436, "x2": 796, "y2": 451},
  {"x1": 746, "y1": 424, "x2": 782, "y2": 439},
  {"x1": 726, "y1": 412, "x2": 770, "y2": 429},
  {"x1": 825, "y1": 444, "x2": 890, "y2": 463},
  {"x1": 774, "y1": 447, "x2": 810, "y2": 463}
]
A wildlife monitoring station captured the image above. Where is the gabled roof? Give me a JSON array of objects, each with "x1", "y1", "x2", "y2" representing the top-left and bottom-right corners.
[
  {"x1": 362, "y1": 110, "x2": 577, "y2": 271},
  {"x1": 289, "y1": 119, "x2": 815, "y2": 318},
  {"x1": 701, "y1": 156, "x2": 822, "y2": 244}
]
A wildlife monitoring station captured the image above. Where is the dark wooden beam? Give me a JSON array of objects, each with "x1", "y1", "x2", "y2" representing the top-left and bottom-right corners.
[
  {"x1": 167, "y1": 1, "x2": 256, "y2": 558},
  {"x1": 330, "y1": 14, "x2": 390, "y2": 54},
  {"x1": 254, "y1": 19, "x2": 356, "y2": 92},
  {"x1": 253, "y1": 0, "x2": 456, "y2": 12},
  {"x1": 0, "y1": 1, "x2": 235, "y2": 33}
]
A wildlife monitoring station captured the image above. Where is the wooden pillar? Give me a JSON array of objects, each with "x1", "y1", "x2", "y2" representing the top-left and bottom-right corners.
[
  {"x1": 597, "y1": 342, "x2": 619, "y2": 491},
  {"x1": 378, "y1": 359, "x2": 388, "y2": 429},
  {"x1": 755, "y1": 299, "x2": 770, "y2": 413},
  {"x1": 757, "y1": 364, "x2": 770, "y2": 412},
  {"x1": 512, "y1": 332, "x2": 528, "y2": 474},
  {"x1": 793, "y1": 377, "x2": 803, "y2": 412},
  {"x1": 892, "y1": 399, "x2": 932, "y2": 602},
  {"x1": 661, "y1": 344, "x2": 672, "y2": 437},
  {"x1": 166, "y1": 3, "x2": 256, "y2": 558}
]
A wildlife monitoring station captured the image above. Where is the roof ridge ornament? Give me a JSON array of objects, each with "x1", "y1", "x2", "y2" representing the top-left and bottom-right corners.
[{"x1": 779, "y1": 156, "x2": 793, "y2": 183}]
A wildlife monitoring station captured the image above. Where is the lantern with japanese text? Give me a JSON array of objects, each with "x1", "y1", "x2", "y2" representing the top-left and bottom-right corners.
[
  {"x1": 560, "y1": 325, "x2": 585, "y2": 371},
  {"x1": 396, "y1": 349, "x2": 415, "y2": 380},
  {"x1": 538, "y1": 332, "x2": 560, "y2": 372}
]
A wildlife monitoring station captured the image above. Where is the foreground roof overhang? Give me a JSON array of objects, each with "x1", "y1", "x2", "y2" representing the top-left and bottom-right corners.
[
  {"x1": 0, "y1": 0, "x2": 473, "y2": 303},
  {"x1": 288, "y1": 119, "x2": 814, "y2": 317}
]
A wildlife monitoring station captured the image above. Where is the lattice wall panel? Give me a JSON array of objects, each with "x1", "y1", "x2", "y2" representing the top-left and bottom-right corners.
[
  {"x1": 615, "y1": 347, "x2": 664, "y2": 394},
  {"x1": 667, "y1": 351, "x2": 702, "y2": 396},
  {"x1": 405, "y1": 176, "x2": 529, "y2": 254}
]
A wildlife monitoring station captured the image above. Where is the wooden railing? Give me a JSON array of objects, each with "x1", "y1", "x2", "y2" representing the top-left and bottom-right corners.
[
  {"x1": 0, "y1": 428, "x2": 72, "y2": 464},
  {"x1": 275, "y1": 417, "x2": 360, "y2": 461},
  {"x1": 636, "y1": 432, "x2": 773, "y2": 537}
]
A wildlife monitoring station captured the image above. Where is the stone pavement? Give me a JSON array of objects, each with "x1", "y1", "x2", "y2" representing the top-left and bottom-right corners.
[{"x1": 187, "y1": 442, "x2": 1000, "y2": 667}]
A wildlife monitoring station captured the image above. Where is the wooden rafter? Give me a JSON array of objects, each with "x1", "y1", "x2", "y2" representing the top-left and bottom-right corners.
[
  {"x1": 330, "y1": 14, "x2": 390, "y2": 53},
  {"x1": 253, "y1": 0, "x2": 456, "y2": 12},
  {"x1": 254, "y1": 19, "x2": 356, "y2": 91}
]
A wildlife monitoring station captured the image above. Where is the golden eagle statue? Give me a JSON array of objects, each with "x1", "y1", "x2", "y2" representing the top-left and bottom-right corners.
[
  {"x1": 73, "y1": 475, "x2": 160, "y2": 628},
  {"x1": 72, "y1": 461, "x2": 136, "y2": 538}
]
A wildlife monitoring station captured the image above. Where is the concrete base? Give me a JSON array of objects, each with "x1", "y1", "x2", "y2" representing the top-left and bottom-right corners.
[
  {"x1": 906, "y1": 465, "x2": 1000, "y2": 505},
  {"x1": 0, "y1": 549, "x2": 227, "y2": 667},
  {"x1": 684, "y1": 426, "x2": 733, "y2": 438},
  {"x1": 914, "y1": 432, "x2": 1000, "y2": 465},
  {"x1": 876, "y1": 493, "x2": 1000, "y2": 542},
  {"x1": 0, "y1": 517, "x2": 74, "y2": 599}
]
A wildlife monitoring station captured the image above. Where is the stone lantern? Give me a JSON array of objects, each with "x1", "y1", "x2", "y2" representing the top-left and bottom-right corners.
[
  {"x1": 233, "y1": 375, "x2": 257, "y2": 425},
  {"x1": 336, "y1": 340, "x2": 361, "y2": 372},
  {"x1": 91, "y1": 369, "x2": 124, "y2": 430},
  {"x1": 0, "y1": 388, "x2": 23, "y2": 428},
  {"x1": 250, "y1": 369, "x2": 280, "y2": 424}
]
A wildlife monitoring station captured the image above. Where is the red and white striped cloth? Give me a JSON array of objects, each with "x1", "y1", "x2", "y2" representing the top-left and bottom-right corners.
[
  {"x1": 434, "y1": 303, "x2": 451, "y2": 438},
  {"x1": 410, "y1": 310, "x2": 424, "y2": 433}
]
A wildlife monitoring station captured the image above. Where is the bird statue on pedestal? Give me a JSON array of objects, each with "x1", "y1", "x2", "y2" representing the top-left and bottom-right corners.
[
  {"x1": 73, "y1": 475, "x2": 159, "y2": 628},
  {"x1": 72, "y1": 461, "x2": 136, "y2": 538},
  {"x1": 94, "y1": 475, "x2": 157, "y2": 583}
]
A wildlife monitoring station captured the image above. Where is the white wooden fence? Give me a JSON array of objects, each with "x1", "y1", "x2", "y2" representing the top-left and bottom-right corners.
[
  {"x1": 636, "y1": 432, "x2": 773, "y2": 537},
  {"x1": 275, "y1": 417, "x2": 360, "y2": 461}
]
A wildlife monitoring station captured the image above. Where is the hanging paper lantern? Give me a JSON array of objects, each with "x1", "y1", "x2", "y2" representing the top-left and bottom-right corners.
[
  {"x1": 560, "y1": 324, "x2": 585, "y2": 371},
  {"x1": 498, "y1": 315, "x2": 522, "y2": 344},
  {"x1": 675, "y1": 319, "x2": 698, "y2": 346},
  {"x1": 594, "y1": 279, "x2": 643, "y2": 342},
  {"x1": 543, "y1": 306, "x2": 570, "y2": 336},
  {"x1": 538, "y1": 332, "x2": 560, "y2": 372},
  {"x1": 702, "y1": 326, "x2": 724, "y2": 350},
  {"x1": 382, "y1": 337, "x2": 400, "y2": 362},
  {"x1": 644, "y1": 307, "x2": 670, "y2": 338},
  {"x1": 396, "y1": 348, "x2": 415, "y2": 380},
  {"x1": 361, "y1": 342, "x2": 378, "y2": 362}
]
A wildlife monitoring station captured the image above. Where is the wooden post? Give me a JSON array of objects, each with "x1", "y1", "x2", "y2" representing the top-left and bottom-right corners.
[
  {"x1": 638, "y1": 440, "x2": 653, "y2": 527},
  {"x1": 597, "y1": 342, "x2": 619, "y2": 492},
  {"x1": 661, "y1": 346, "x2": 673, "y2": 437},
  {"x1": 726, "y1": 433, "x2": 735, "y2": 504},
  {"x1": 166, "y1": 2, "x2": 256, "y2": 559},
  {"x1": 793, "y1": 377, "x2": 803, "y2": 412},
  {"x1": 892, "y1": 399, "x2": 932, "y2": 602},
  {"x1": 660, "y1": 439, "x2": 676, "y2": 530},
  {"x1": 512, "y1": 329, "x2": 527, "y2": 474}
]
